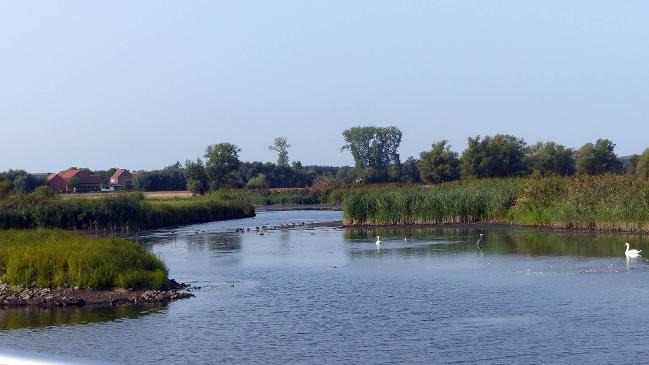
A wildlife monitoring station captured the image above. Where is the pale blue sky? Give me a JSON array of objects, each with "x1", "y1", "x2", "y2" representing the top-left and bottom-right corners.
[{"x1": 1, "y1": 1, "x2": 648, "y2": 172}]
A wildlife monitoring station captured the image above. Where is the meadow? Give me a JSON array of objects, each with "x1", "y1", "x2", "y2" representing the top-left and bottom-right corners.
[{"x1": 0, "y1": 230, "x2": 168, "y2": 289}]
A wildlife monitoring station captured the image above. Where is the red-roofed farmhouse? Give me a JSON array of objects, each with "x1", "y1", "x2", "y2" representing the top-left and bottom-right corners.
[
  {"x1": 109, "y1": 168, "x2": 134, "y2": 188},
  {"x1": 47, "y1": 169, "x2": 101, "y2": 192}
]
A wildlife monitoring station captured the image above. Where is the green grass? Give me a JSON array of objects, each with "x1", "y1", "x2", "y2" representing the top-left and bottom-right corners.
[
  {"x1": 205, "y1": 189, "x2": 331, "y2": 206},
  {"x1": 0, "y1": 230, "x2": 169, "y2": 290},
  {"x1": 341, "y1": 179, "x2": 526, "y2": 226},
  {"x1": 340, "y1": 176, "x2": 649, "y2": 232},
  {"x1": 0, "y1": 192, "x2": 255, "y2": 230},
  {"x1": 508, "y1": 175, "x2": 649, "y2": 232}
]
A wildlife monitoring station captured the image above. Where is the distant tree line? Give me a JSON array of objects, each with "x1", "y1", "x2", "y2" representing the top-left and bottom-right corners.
[
  {"x1": 0, "y1": 170, "x2": 46, "y2": 197},
  {"x1": 411, "y1": 135, "x2": 649, "y2": 184},
  {"x1": 182, "y1": 141, "x2": 348, "y2": 195},
  {"x1": 4, "y1": 126, "x2": 649, "y2": 198}
]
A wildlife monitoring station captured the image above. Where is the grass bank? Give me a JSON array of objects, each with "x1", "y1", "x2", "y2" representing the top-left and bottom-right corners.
[
  {"x1": 0, "y1": 230, "x2": 168, "y2": 290},
  {"x1": 340, "y1": 176, "x2": 649, "y2": 232},
  {"x1": 0, "y1": 192, "x2": 255, "y2": 230}
]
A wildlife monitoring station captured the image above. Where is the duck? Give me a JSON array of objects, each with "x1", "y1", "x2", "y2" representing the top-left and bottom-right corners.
[{"x1": 625, "y1": 243, "x2": 641, "y2": 258}]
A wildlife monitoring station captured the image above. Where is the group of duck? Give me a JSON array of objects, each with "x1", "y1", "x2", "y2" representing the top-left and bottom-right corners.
[{"x1": 234, "y1": 221, "x2": 308, "y2": 236}]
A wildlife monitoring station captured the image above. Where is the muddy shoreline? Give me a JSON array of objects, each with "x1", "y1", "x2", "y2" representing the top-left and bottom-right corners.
[{"x1": 0, "y1": 281, "x2": 194, "y2": 308}]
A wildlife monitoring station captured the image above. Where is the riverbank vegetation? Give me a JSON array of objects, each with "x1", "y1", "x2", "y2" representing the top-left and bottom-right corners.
[
  {"x1": 341, "y1": 176, "x2": 649, "y2": 232},
  {"x1": 0, "y1": 230, "x2": 168, "y2": 290},
  {"x1": 509, "y1": 175, "x2": 649, "y2": 231},
  {"x1": 341, "y1": 179, "x2": 526, "y2": 225},
  {"x1": 0, "y1": 189, "x2": 254, "y2": 230}
]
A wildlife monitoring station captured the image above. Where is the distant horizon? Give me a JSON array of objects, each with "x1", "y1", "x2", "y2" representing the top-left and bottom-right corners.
[
  {"x1": 9, "y1": 134, "x2": 643, "y2": 174},
  {"x1": 2, "y1": 1, "x2": 649, "y2": 171}
]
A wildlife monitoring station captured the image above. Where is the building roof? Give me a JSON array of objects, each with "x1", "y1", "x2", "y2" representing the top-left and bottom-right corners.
[
  {"x1": 56, "y1": 169, "x2": 101, "y2": 184},
  {"x1": 110, "y1": 168, "x2": 131, "y2": 181}
]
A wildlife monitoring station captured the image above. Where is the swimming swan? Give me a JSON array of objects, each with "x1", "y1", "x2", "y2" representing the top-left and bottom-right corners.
[
  {"x1": 376, "y1": 236, "x2": 382, "y2": 245},
  {"x1": 625, "y1": 242, "x2": 641, "y2": 258}
]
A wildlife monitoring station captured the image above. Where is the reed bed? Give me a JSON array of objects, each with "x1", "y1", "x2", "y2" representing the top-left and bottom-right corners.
[
  {"x1": 0, "y1": 230, "x2": 168, "y2": 289},
  {"x1": 341, "y1": 179, "x2": 526, "y2": 226},
  {"x1": 341, "y1": 176, "x2": 649, "y2": 232},
  {"x1": 0, "y1": 193, "x2": 255, "y2": 230},
  {"x1": 509, "y1": 175, "x2": 649, "y2": 232}
]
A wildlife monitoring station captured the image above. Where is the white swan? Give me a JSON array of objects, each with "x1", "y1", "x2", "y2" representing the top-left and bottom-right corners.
[
  {"x1": 625, "y1": 243, "x2": 641, "y2": 258},
  {"x1": 376, "y1": 236, "x2": 382, "y2": 245}
]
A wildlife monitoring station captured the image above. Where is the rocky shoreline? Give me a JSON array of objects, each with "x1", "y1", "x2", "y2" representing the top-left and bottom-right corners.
[{"x1": 0, "y1": 282, "x2": 194, "y2": 308}]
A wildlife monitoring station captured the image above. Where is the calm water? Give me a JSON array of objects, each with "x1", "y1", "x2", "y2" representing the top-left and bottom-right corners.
[{"x1": 3, "y1": 210, "x2": 649, "y2": 364}]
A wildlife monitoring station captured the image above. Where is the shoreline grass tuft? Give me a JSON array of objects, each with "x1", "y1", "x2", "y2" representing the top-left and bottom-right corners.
[{"x1": 0, "y1": 230, "x2": 169, "y2": 290}]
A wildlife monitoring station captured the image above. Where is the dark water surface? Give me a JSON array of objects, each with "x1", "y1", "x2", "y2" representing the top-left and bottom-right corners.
[{"x1": 3, "y1": 210, "x2": 649, "y2": 364}]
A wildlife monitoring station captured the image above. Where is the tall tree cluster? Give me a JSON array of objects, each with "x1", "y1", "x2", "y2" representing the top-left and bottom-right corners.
[{"x1": 341, "y1": 126, "x2": 402, "y2": 183}]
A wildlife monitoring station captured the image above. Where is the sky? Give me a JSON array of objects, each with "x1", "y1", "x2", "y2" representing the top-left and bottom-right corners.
[{"x1": 1, "y1": 0, "x2": 649, "y2": 172}]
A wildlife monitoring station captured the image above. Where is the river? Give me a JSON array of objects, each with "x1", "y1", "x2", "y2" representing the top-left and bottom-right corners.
[{"x1": 2, "y1": 210, "x2": 649, "y2": 364}]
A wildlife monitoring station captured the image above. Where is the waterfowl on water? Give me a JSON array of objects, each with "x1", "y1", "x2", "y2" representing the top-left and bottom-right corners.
[
  {"x1": 376, "y1": 236, "x2": 382, "y2": 245},
  {"x1": 625, "y1": 243, "x2": 641, "y2": 258}
]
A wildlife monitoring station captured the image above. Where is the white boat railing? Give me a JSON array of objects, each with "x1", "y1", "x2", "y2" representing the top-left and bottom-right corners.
[{"x1": 0, "y1": 347, "x2": 110, "y2": 365}]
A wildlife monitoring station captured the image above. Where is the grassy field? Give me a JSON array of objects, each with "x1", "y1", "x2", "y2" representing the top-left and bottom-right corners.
[
  {"x1": 61, "y1": 191, "x2": 193, "y2": 200},
  {"x1": 197, "y1": 188, "x2": 332, "y2": 206},
  {"x1": 0, "y1": 230, "x2": 168, "y2": 290},
  {"x1": 63, "y1": 189, "x2": 329, "y2": 205},
  {"x1": 340, "y1": 176, "x2": 649, "y2": 232}
]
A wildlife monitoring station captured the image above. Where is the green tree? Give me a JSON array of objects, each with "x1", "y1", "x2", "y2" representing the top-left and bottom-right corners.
[
  {"x1": 122, "y1": 179, "x2": 134, "y2": 191},
  {"x1": 341, "y1": 126, "x2": 402, "y2": 182},
  {"x1": 401, "y1": 157, "x2": 421, "y2": 183},
  {"x1": 95, "y1": 168, "x2": 118, "y2": 186},
  {"x1": 526, "y1": 142, "x2": 576, "y2": 176},
  {"x1": 268, "y1": 137, "x2": 291, "y2": 166},
  {"x1": 184, "y1": 159, "x2": 209, "y2": 195},
  {"x1": 575, "y1": 139, "x2": 621, "y2": 175},
  {"x1": 460, "y1": 134, "x2": 527, "y2": 178},
  {"x1": 0, "y1": 180, "x2": 12, "y2": 199},
  {"x1": 11, "y1": 174, "x2": 38, "y2": 193},
  {"x1": 204, "y1": 143, "x2": 242, "y2": 190},
  {"x1": 33, "y1": 186, "x2": 56, "y2": 199},
  {"x1": 246, "y1": 173, "x2": 268, "y2": 189},
  {"x1": 417, "y1": 140, "x2": 460, "y2": 184},
  {"x1": 624, "y1": 154, "x2": 640, "y2": 175},
  {"x1": 636, "y1": 149, "x2": 649, "y2": 178}
]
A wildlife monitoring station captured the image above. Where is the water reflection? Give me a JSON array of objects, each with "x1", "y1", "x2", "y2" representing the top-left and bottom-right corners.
[
  {"x1": 345, "y1": 226, "x2": 649, "y2": 258},
  {"x1": 185, "y1": 233, "x2": 242, "y2": 252},
  {"x1": 0, "y1": 304, "x2": 165, "y2": 331}
]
